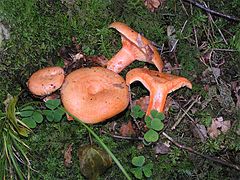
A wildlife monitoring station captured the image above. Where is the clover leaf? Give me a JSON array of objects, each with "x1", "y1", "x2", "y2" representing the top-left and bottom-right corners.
[
  {"x1": 20, "y1": 106, "x2": 43, "y2": 129},
  {"x1": 151, "y1": 118, "x2": 164, "y2": 131},
  {"x1": 131, "y1": 156, "x2": 153, "y2": 179},
  {"x1": 45, "y1": 99, "x2": 61, "y2": 110},
  {"x1": 144, "y1": 129, "x2": 159, "y2": 142},
  {"x1": 132, "y1": 156, "x2": 145, "y2": 167},
  {"x1": 43, "y1": 99, "x2": 65, "y2": 122},
  {"x1": 131, "y1": 105, "x2": 145, "y2": 119},
  {"x1": 150, "y1": 110, "x2": 165, "y2": 120},
  {"x1": 142, "y1": 163, "x2": 153, "y2": 177}
]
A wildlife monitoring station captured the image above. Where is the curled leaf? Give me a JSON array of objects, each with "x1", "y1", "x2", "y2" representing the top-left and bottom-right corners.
[
  {"x1": 119, "y1": 121, "x2": 136, "y2": 137},
  {"x1": 207, "y1": 117, "x2": 231, "y2": 139},
  {"x1": 64, "y1": 143, "x2": 73, "y2": 167},
  {"x1": 78, "y1": 145, "x2": 112, "y2": 179},
  {"x1": 144, "y1": 0, "x2": 164, "y2": 12}
]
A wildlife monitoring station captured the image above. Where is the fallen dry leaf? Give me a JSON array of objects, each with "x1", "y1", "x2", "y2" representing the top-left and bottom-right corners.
[
  {"x1": 191, "y1": 123, "x2": 208, "y2": 142},
  {"x1": 59, "y1": 37, "x2": 108, "y2": 74},
  {"x1": 78, "y1": 145, "x2": 112, "y2": 179},
  {"x1": 144, "y1": 0, "x2": 165, "y2": 12},
  {"x1": 88, "y1": 55, "x2": 108, "y2": 67},
  {"x1": 207, "y1": 117, "x2": 231, "y2": 139},
  {"x1": 133, "y1": 96, "x2": 150, "y2": 112},
  {"x1": 64, "y1": 143, "x2": 73, "y2": 167},
  {"x1": 43, "y1": 92, "x2": 60, "y2": 102},
  {"x1": 231, "y1": 81, "x2": 240, "y2": 109},
  {"x1": 154, "y1": 141, "x2": 171, "y2": 155},
  {"x1": 119, "y1": 121, "x2": 136, "y2": 137}
]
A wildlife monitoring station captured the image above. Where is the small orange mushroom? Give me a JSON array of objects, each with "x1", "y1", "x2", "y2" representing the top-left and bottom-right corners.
[
  {"x1": 61, "y1": 67, "x2": 129, "y2": 124},
  {"x1": 27, "y1": 66, "x2": 65, "y2": 96},
  {"x1": 126, "y1": 68, "x2": 192, "y2": 115},
  {"x1": 107, "y1": 22, "x2": 163, "y2": 73}
]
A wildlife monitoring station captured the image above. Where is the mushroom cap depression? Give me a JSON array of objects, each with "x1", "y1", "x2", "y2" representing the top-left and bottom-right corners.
[
  {"x1": 107, "y1": 22, "x2": 163, "y2": 73},
  {"x1": 28, "y1": 66, "x2": 65, "y2": 96},
  {"x1": 61, "y1": 67, "x2": 129, "y2": 124},
  {"x1": 126, "y1": 68, "x2": 192, "y2": 115}
]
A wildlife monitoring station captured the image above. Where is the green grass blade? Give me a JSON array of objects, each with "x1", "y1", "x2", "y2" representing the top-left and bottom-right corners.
[
  {"x1": 63, "y1": 109, "x2": 132, "y2": 180},
  {"x1": 6, "y1": 144, "x2": 25, "y2": 180}
]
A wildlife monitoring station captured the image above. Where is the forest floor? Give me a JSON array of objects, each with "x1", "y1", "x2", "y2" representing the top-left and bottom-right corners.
[{"x1": 0, "y1": 0, "x2": 240, "y2": 179}]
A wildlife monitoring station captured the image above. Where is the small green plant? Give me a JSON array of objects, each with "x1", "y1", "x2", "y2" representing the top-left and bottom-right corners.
[
  {"x1": 19, "y1": 99, "x2": 65, "y2": 128},
  {"x1": 131, "y1": 106, "x2": 165, "y2": 143},
  {"x1": 42, "y1": 99, "x2": 65, "y2": 122},
  {"x1": 0, "y1": 94, "x2": 31, "y2": 180},
  {"x1": 144, "y1": 110, "x2": 165, "y2": 143},
  {"x1": 19, "y1": 106, "x2": 43, "y2": 128},
  {"x1": 130, "y1": 105, "x2": 145, "y2": 119},
  {"x1": 130, "y1": 156, "x2": 153, "y2": 179}
]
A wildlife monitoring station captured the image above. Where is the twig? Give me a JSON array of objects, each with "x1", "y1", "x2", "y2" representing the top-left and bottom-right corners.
[
  {"x1": 182, "y1": 0, "x2": 240, "y2": 22},
  {"x1": 101, "y1": 130, "x2": 143, "y2": 141},
  {"x1": 203, "y1": 2, "x2": 228, "y2": 45},
  {"x1": 170, "y1": 20, "x2": 188, "y2": 52},
  {"x1": 212, "y1": 48, "x2": 237, "y2": 52},
  {"x1": 193, "y1": 25, "x2": 199, "y2": 48},
  {"x1": 162, "y1": 132, "x2": 240, "y2": 171},
  {"x1": 171, "y1": 96, "x2": 200, "y2": 130},
  {"x1": 180, "y1": 0, "x2": 189, "y2": 16}
]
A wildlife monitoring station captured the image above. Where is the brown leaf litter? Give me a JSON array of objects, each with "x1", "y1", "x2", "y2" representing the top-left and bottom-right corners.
[
  {"x1": 207, "y1": 117, "x2": 231, "y2": 139},
  {"x1": 144, "y1": 0, "x2": 165, "y2": 12}
]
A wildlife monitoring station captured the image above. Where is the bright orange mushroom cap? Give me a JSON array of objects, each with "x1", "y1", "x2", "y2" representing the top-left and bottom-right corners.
[
  {"x1": 126, "y1": 68, "x2": 192, "y2": 115},
  {"x1": 107, "y1": 22, "x2": 163, "y2": 73},
  {"x1": 27, "y1": 66, "x2": 65, "y2": 96},
  {"x1": 61, "y1": 67, "x2": 129, "y2": 124}
]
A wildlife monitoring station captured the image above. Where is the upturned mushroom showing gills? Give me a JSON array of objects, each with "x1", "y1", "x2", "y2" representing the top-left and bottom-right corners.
[
  {"x1": 61, "y1": 67, "x2": 129, "y2": 124},
  {"x1": 27, "y1": 66, "x2": 65, "y2": 96},
  {"x1": 107, "y1": 22, "x2": 163, "y2": 73},
  {"x1": 126, "y1": 68, "x2": 192, "y2": 115}
]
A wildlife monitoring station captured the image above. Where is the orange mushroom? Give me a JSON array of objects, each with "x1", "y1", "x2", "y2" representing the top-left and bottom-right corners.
[
  {"x1": 61, "y1": 67, "x2": 129, "y2": 124},
  {"x1": 126, "y1": 68, "x2": 192, "y2": 115},
  {"x1": 27, "y1": 66, "x2": 65, "y2": 96},
  {"x1": 107, "y1": 22, "x2": 163, "y2": 73}
]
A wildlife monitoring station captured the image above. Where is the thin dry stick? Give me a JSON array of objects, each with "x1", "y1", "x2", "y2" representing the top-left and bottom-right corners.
[
  {"x1": 203, "y1": 2, "x2": 228, "y2": 45},
  {"x1": 212, "y1": 48, "x2": 237, "y2": 52},
  {"x1": 171, "y1": 96, "x2": 200, "y2": 130},
  {"x1": 101, "y1": 130, "x2": 143, "y2": 141},
  {"x1": 182, "y1": 0, "x2": 240, "y2": 22},
  {"x1": 162, "y1": 132, "x2": 240, "y2": 171},
  {"x1": 193, "y1": 25, "x2": 199, "y2": 48},
  {"x1": 180, "y1": 0, "x2": 189, "y2": 16},
  {"x1": 170, "y1": 20, "x2": 188, "y2": 52}
]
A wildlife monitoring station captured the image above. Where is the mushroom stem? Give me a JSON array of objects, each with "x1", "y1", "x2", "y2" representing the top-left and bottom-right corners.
[
  {"x1": 126, "y1": 68, "x2": 192, "y2": 116},
  {"x1": 107, "y1": 46, "x2": 135, "y2": 73},
  {"x1": 107, "y1": 22, "x2": 164, "y2": 73},
  {"x1": 147, "y1": 89, "x2": 168, "y2": 115}
]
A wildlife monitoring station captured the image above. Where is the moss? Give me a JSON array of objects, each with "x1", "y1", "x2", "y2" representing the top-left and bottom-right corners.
[{"x1": 1, "y1": 0, "x2": 240, "y2": 179}]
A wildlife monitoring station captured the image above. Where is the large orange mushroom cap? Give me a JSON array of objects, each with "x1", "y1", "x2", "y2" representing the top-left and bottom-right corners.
[
  {"x1": 107, "y1": 22, "x2": 163, "y2": 73},
  {"x1": 61, "y1": 67, "x2": 129, "y2": 124},
  {"x1": 27, "y1": 66, "x2": 65, "y2": 96},
  {"x1": 126, "y1": 68, "x2": 192, "y2": 115}
]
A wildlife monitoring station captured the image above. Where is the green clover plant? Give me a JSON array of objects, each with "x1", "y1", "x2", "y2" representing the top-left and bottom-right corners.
[
  {"x1": 42, "y1": 99, "x2": 65, "y2": 122},
  {"x1": 131, "y1": 106, "x2": 165, "y2": 143},
  {"x1": 131, "y1": 105, "x2": 145, "y2": 119},
  {"x1": 19, "y1": 106, "x2": 43, "y2": 128},
  {"x1": 130, "y1": 156, "x2": 153, "y2": 179},
  {"x1": 144, "y1": 110, "x2": 165, "y2": 143},
  {"x1": 19, "y1": 99, "x2": 65, "y2": 129}
]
